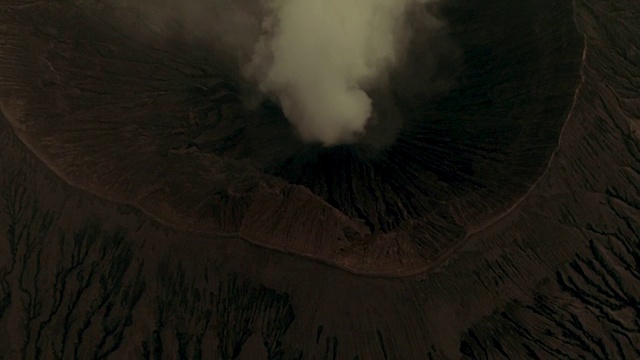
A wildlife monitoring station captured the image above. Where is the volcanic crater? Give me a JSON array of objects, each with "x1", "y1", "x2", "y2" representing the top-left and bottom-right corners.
[{"x1": 1, "y1": 0, "x2": 584, "y2": 275}]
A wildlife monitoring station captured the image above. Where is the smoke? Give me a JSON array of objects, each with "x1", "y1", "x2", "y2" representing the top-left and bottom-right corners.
[
  {"x1": 113, "y1": 0, "x2": 443, "y2": 146},
  {"x1": 245, "y1": 0, "x2": 437, "y2": 146}
]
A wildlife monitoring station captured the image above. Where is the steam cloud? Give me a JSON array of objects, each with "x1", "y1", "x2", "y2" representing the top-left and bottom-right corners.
[
  {"x1": 119, "y1": 0, "x2": 439, "y2": 146},
  {"x1": 246, "y1": 0, "x2": 433, "y2": 145}
]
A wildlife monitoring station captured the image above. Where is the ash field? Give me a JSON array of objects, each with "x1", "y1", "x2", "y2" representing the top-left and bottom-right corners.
[{"x1": 0, "y1": 0, "x2": 639, "y2": 358}]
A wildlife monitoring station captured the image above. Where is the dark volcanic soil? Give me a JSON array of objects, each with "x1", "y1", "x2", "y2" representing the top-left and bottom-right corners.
[{"x1": 1, "y1": 0, "x2": 640, "y2": 358}]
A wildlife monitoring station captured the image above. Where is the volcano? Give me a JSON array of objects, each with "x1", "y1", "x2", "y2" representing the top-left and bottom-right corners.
[{"x1": 1, "y1": 0, "x2": 639, "y2": 358}]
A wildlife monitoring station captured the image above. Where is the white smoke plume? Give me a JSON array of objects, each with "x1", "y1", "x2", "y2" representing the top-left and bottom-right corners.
[
  {"x1": 113, "y1": 0, "x2": 440, "y2": 146},
  {"x1": 245, "y1": 0, "x2": 435, "y2": 146}
]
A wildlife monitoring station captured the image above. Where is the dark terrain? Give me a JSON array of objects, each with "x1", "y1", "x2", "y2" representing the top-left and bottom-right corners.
[{"x1": 1, "y1": 0, "x2": 640, "y2": 358}]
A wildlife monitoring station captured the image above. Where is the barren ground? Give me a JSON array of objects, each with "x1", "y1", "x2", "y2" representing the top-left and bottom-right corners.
[{"x1": 1, "y1": 0, "x2": 640, "y2": 358}]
